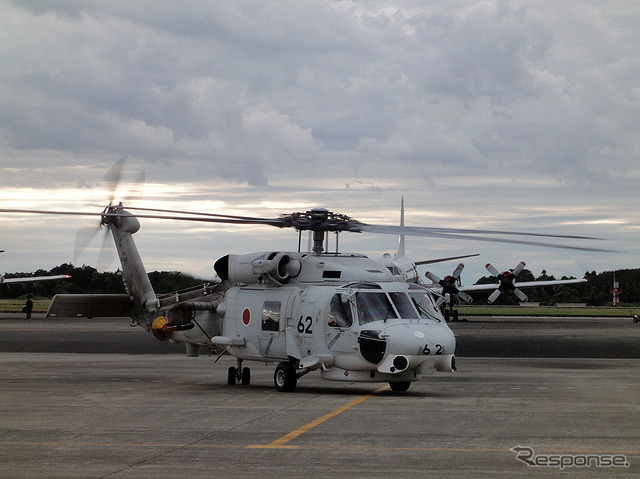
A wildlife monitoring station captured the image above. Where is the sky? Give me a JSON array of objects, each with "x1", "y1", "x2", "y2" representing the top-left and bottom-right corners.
[{"x1": 1, "y1": 0, "x2": 639, "y2": 286}]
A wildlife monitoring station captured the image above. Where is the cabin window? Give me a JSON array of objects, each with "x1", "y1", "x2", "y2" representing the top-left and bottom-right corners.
[
  {"x1": 355, "y1": 292, "x2": 398, "y2": 324},
  {"x1": 388, "y1": 292, "x2": 419, "y2": 319},
  {"x1": 262, "y1": 301, "x2": 280, "y2": 331},
  {"x1": 328, "y1": 294, "x2": 353, "y2": 328}
]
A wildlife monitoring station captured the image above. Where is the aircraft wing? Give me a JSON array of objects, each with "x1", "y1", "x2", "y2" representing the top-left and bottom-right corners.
[
  {"x1": 1, "y1": 274, "x2": 71, "y2": 285},
  {"x1": 414, "y1": 253, "x2": 479, "y2": 266},
  {"x1": 458, "y1": 278, "x2": 587, "y2": 294},
  {"x1": 46, "y1": 294, "x2": 132, "y2": 318},
  {"x1": 426, "y1": 278, "x2": 587, "y2": 300}
]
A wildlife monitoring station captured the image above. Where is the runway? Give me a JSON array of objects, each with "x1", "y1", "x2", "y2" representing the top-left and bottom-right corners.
[
  {"x1": 1, "y1": 313, "x2": 639, "y2": 358},
  {"x1": 0, "y1": 315, "x2": 639, "y2": 478}
]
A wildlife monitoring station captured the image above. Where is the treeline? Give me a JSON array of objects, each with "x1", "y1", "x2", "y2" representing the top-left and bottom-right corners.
[
  {"x1": 0, "y1": 264, "x2": 208, "y2": 299},
  {"x1": 2, "y1": 263, "x2": 638, "y2": 306}
]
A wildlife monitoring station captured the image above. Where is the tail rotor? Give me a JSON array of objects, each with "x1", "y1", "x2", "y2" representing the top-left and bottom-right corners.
[{"x1": 73, "y1": 158, "x2": 144, "y2": 270}]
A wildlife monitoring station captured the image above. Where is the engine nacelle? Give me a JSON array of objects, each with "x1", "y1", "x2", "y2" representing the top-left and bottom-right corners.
[{"x1": 214, "y1": 252, "x2": 302, "y2": 285}]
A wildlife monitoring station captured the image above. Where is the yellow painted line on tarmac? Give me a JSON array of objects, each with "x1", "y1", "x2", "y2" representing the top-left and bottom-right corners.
[{"x1": 247, "y1": 384, "x2": 390, "y2": 449}]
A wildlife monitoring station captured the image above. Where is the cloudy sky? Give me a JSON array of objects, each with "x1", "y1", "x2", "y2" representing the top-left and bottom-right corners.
[{"x1": 1, "y1": 0, "x2": 638, "y2": 285}]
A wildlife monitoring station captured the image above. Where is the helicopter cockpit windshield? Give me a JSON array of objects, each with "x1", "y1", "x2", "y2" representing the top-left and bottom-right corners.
[
  {"x1": 408, "y1": 288, "x2": 442, "y2": 323},
  {"x1": 355, "y1": 291, "x2": 398, "y2": 324},
  {"x1": 349, "y1": 285, "x2": 442, "y2": 325}
]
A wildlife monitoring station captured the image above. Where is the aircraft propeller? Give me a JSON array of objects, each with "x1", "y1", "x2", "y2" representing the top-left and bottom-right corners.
[
  {"x1": 426, "y1": 263, "x2": 473, "y2": 304},
  {"x1": 485, "y1": 261, "x2": 528, "y2": 304}
]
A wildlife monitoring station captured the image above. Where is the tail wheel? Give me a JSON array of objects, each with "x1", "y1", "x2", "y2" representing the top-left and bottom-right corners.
[{"x1": 274, "y1": 362, "x2": 297, "y2": 392}]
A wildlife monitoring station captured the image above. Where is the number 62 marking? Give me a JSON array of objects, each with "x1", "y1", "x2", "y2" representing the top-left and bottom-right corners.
[
  {"x1": 297, "y1": 316, "x2": 313, "y2": 334},
  {"x1": 422, "y1": 344, "x2": 443, "y2": 355}
]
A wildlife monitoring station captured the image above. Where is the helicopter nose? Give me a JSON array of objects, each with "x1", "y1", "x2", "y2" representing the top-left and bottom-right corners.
[{"x1": 375, "y1": 323, "x2": 456, "y2": 374}]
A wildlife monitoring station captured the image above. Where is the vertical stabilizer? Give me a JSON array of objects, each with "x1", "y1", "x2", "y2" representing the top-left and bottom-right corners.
[{"x1": 397, "y1": 197, "x2": 406, "y2": 259}]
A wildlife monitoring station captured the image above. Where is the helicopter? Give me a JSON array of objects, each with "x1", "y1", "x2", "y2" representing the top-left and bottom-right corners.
[{"x1": 0, "y1": 195, "x2": 608, "y2": 393}]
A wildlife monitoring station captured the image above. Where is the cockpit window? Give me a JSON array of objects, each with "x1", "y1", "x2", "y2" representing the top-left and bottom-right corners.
[
  {"x1": 409, "y1": 292, "x2": 441, "y2": 322},
  {"x1": 356, "y1": 292, "x2": 398, "y2": 324},
  {"x1": 388, "y1": 292, "x2": 419, "y2": 319},
  {"x1": 328, "y1": 294, "x2": 353, "y2": 328}
]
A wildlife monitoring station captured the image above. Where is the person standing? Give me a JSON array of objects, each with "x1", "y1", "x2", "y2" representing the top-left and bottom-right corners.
[{"x1": 24, "y1": 297, "x2": 33, "y2": 319}]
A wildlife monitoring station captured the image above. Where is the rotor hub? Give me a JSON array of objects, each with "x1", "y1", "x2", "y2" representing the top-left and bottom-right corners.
[
  {"x1": 281, "y1": 208, "x2": 360, "y2": 233},
  {"x1": 279, "y1": 208, "x2": 361, "y2": 254}
]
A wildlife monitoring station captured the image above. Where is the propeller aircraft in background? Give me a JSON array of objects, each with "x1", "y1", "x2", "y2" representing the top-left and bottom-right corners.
[{"x1": 425, "y1": 260, "x2": 587, "y2": 320}]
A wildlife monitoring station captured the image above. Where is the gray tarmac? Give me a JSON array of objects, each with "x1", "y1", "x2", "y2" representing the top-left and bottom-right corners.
[{"x1": 0, "y1": 314, "x2": 639, "y2": 478}]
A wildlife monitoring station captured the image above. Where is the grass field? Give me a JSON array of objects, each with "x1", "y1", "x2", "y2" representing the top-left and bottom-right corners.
[
  {"x1": 1, "y1": 299, "x2": 638, "y2": 317},
  {"x1": 458, "y1": 305, "x2": 640, "y2": 317},
  {"x1": 0, "y1": 299, "x2": 52, "y2": 313}
]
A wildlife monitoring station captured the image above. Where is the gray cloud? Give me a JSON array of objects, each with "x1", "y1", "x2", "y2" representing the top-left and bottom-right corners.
[{"x1": 1, "y1": 0, "x2": 638, "y2": 280}]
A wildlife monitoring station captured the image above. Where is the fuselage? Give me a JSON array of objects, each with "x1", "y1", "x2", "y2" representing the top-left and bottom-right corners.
[{"x1": 171, "y1": 252, "x2": 456, "y2": 382}]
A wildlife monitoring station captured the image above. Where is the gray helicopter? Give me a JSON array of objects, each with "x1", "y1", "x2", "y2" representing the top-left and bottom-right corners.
[{"x1": 0, "y1": 187, "x2": 606, "y2": 392}]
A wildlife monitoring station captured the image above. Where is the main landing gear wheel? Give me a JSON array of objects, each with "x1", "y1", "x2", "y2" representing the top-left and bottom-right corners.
[
  {"x1": 274, "y1": 361, "x2": 297, "y2": 392},
  {"x1": 389, "y1": 381, "x2": 411, "y2": 392},
  {"x1": 241, "y1": 367, "x2": 251, "y2": 385}
]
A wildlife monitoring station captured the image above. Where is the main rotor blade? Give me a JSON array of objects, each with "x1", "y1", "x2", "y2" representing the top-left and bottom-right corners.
[
  {"x1": 102, "y1": 211, "x2": 288, "y2": 227},
  {"x1": 125, "y1": 212, "x2": 611, "y2": 252},
  {"x1": 0, "y1": 207, "x2": 615, "y2": 252},
  {"x1": 357, "y1": 224, "x2": 613, "y2": 253},
  {"x1": 0, "y1": 208, "x2": 284, "y2": 225},
  {"x1": 122, "y1": 206, "x2": 274, "y2": 223},
  {"x1": 0, "y1": 208, "x2": 104, "y2": 217},
  {"x1": 357, "y1": 223, "x2": 601, "y2": 241}
]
